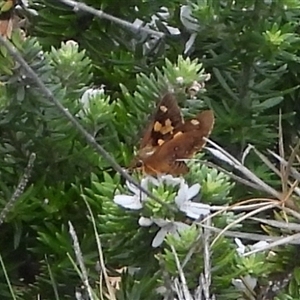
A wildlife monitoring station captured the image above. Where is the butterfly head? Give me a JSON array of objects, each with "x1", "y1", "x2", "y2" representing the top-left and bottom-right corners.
[
  {"x1": 129, "y1": 145, "x2": 155, "y2": 172},
  {"x1": 129, "y1": 157, "x2": 144, "y2": 171}
]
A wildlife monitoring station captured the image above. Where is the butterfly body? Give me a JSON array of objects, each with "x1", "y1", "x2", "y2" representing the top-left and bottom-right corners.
[{"x1": 130, "y1": 93, "x2": 214, "y2": 176}]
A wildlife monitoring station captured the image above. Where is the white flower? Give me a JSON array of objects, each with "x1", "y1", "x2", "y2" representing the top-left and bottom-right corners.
[
  {"x1": 232, "y1": 275, "x2": 257, "y2": 291},
  {"x1": 138, "y1": 216, "x2": 154, "y2": 226},
  {"x1": 251, "y1": 240, "x2": 270, "y2": 251},
  {"x1": 235, "y1": 238, "x2": 246, "y2": 255},
  {"x1": 148, "y1": 174, "x2": 184, "y2": 187},
  {"x1": 232, "y1": 240, "x2": 267, "y2": 295},
  {"x1": 175, "y1": 182, "x2": 210, "y2": 219},
  {"x1": 65, "y1": 40, "x2": 78, "y2": 48},
  {"x1": 139, "y1": 217, "x2": 190, "y2": 247},
  {"x1": 176, "y1": 76, "x2": 184, "y2": 85},
  {"x1": 113, "y1": 179, "x2": 148, "y2": 210},
  {"x1": 79, "y1": 86, "x2": 106, "y2": 113},
  {"x1": 235, "y1": 238, "x2": 269, "y2": 255}
]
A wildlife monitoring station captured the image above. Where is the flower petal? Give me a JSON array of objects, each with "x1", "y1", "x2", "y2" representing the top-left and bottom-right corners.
[
  {"x1": 152, "y1": 218, "x2": 170, "y2": 228},
  {"x1": 152, "y1": 228, "x2": 168, "y2": 247},
  {"x1": 160, "y1": 175, "x2": 184, "y2": 186},
  {"x1": 235, "y1": 238, "x2": 246, "y2": 255},
  {"x1": 125, "y1": 179, "x2": 148, "y2": 201},
  {"x1": 244, "y1": 275, "x2": 257, "y2": 290},
  {"x1": 251, "y1": 241, "x2": 269, "y2": 251},
  {"x1": 232, "y1": 278, "x2": 245, "y2": 291},
  {"x1": 174, "y1": 221, "x2": 191, "y2": 232},
  {"x1": 140, "y1": 177, "x2": 150, "y2": 201},
  {"x1": 145, "y1": 175, "x2": 159, "y2": 186},
  {"x1": 232, "y1": 275, "x2": 257, "y2": 291},
  {"x1": 186, "y1": 183, "x2": 201, "y2": 200},
  {"x1": 113, "y1": 195, "x2": 142, "y2": 210},
  {"x1": 138, "y1": 217, "x2": 153, "y2": 227},
  {"x1": 175, "y1": 182, "x2": 189, "y2": 206},
  {"x1": 171, "y1": 230, "x2": 180, "y2": 240},
  {"x1": 126, "y1": 180, "x2": 139, "y2": 194},
  {"x1": 179, "y1": 201, "x2": 210, "y2": 219}
]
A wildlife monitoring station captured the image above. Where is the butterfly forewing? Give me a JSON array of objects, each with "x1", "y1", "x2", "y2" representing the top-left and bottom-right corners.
[{"x1": 139, "y1": 93, "x2": 183, "y2": 150}]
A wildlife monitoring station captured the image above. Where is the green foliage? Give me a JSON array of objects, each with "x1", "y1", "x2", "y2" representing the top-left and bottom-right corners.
[
  {"x1": 116, "y1": 270, "x2": 159, "y2": 300},
  {"x1": 188, "y1": 161, "x2": 234, "y2": 205}
]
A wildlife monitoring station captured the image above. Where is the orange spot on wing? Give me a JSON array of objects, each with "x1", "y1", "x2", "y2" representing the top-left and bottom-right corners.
[
  {"x1": 164, "y1": 119, "x2": 172, "y2": 127},
  {"x1": 157, "y1": 139, "x2": 165, "y2": 146},
  {"x1": 159, "y1": 119, "x2": 174, "y2": 135},
  {"x1": 191, "y1": 119, "x2": 200, "y2": 125},
  {"x1": 159, "y1": 105, "x2": 168, "y2": 112},
  {"x1": 153, "y1": 121, "x2": 162, "y2": 132},
  {"x1": 173, "y1": 131, "x2": 183, "y2": 138}
]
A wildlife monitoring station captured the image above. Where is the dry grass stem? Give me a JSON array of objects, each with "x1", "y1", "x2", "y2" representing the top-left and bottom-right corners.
[
  {"x1": 244, "y1": 232, "x2": 300, "y2": 256},
  {"x1": 68, "y1": 221, "x2": 94, "y2": 300}
]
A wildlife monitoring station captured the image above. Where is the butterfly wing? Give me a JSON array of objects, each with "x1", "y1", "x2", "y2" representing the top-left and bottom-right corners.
[
  {"x1": 129, "y1": 92, "x2": 184, "y2": 171},
  {"x1": 139, "y1": 93, "x2": 183, "y2": 149},
  {"x1": 143, "y1": 110, "x2": 214, "y2": 175}
]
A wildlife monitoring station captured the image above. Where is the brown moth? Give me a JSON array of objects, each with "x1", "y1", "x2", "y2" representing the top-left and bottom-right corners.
[{"x1": 130, "y1": 93, "x2": 214, "y2": 176}]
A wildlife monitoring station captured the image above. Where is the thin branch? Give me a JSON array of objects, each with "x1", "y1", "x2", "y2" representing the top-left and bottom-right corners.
[
  {"x1": 211, "y1": 203, "x2": 277, "y2": 247},
  {"x1": 250, "y1": 217, "x2": 300, "y2": 231},
  {"x1": 203, "y1": 137, "x2": 282, "y2": 199},
  {"x1": 209, "y1": 201, "x2": 275, "y2": 212},
  {"x1": 268, "y1": 149, "x2": 300, "y2": 182},
  {"x1": 280, "y1": 205, "x2": 300, "y2": 221},
  {"x1": 251, "y1": 146, "x2": 281, "y2": 178},
  {"x1": 83, "y1": 196, "x2": 116, "y2": 300},
  {"x1": 204, "y1": 138, "x2": 282, "y2": 199},
  {"x1": 68, "y1": 221, "x2": 94, "y2": 300},
  {"x1": 0, "y1": 36, "x2": 177, "y2": 213},
  {"x1": 199, "y1": 160, "x2": 267, "y2": 192},
  {"x1": 171, "y1": 245, "x2": 193, "y2": 300},
  {"x1": 0, "y1": 153, "x2": 36, "y2": 226},
  {"x1": 243, "y1": 232, "x2": 300, "y2": 257},
  {"x1": 182, "y1": 199, "x2": 276, "y2": 269},
  {"x1": 0, "y1": 254, "x2": 17, "y2": 300},
  {"x1": 199, "y1": 224, "x2": 300, "y2": 245},
  {"x1": 58, "y1": 0, "x2": 165, "y2": 38},
  {"x1": 278, "y1": 110, "x2": 287, "y2": 194},
  {"x1": 202, "y1": 217, "x2": 212, "y2": 300}
]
